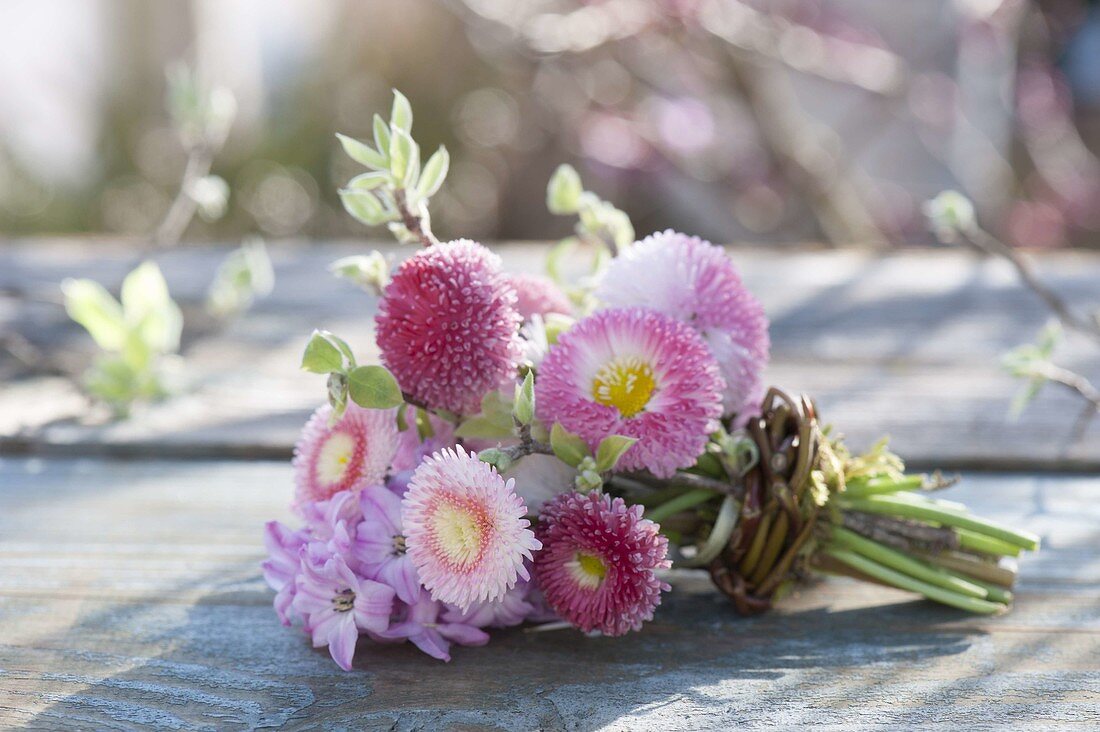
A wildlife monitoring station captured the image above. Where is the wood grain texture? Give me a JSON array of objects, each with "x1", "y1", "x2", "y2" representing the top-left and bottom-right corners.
[
  {"x1": 2, "y1": 241, "x2": 1100, "y2": 469},
  {"x1": 1, "y1": 458, "x2": 1097, "y2": 730}
]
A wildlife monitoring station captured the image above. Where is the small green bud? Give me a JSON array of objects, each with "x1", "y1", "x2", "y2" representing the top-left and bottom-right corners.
[
  {"x1": 329, "y1": 252, "x2": 390, "y2": 295},
  {"x1": 477, "y1": 447, "x2": 513, "y2": 473},
  {"x1": 547, "y1": 164, "x2": 583, "y2": 215},
  {"x1": 923, "y1": 190, "x2": 976, "y2": 243},
  {"x1": 574, "y1": 456, "x2": 603, "y2": 492}
]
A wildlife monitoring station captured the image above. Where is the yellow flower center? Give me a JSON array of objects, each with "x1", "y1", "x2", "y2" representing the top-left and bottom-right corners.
[
  {"x1": 568, "y1": 552, "x2": 608, "y2": 590},
  {"x1": 592, "y1": 357, "x2": 656, "y2": 418},
  {"x1": 316, "y1": 432, "x2": 356, "y2": 486},
  {"x1": 430, "y1": 500, "x2": 487, "y2": 569}
]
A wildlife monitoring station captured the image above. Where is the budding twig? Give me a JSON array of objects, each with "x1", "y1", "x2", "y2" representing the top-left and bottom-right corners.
[{"x1": 395, "y1": 188, "x2": 439, "y2": 248}]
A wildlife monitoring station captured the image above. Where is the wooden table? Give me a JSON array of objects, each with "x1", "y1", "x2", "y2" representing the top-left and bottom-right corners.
[{"x1": 2, "y1": 241, "x2": 1098, "y2": 730}]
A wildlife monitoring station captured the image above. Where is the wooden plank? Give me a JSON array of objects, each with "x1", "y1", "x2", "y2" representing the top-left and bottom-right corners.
[
  {"x1": 3, "y1": 241, "x2": 1100, "y2": 468},
  {"x1": 0, "y1": 458, "x2": 1097, "y2": 729}
]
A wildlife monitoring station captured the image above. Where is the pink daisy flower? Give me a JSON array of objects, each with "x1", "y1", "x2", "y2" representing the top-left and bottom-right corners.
[
  {"x1": 535, "y1": 307, "x2": 724, "y2": 478},
  {"x1": 291, "y1": 552, "x2": 395, "y2": 671},
  {"x1": 402, "y1": 446, "x2": 541, "y2": 610},
  {"x1": 507, "y1": 273, "x2": 573, "y2": 320},
  {"x1": 533, "y1": 491, "x2": 671, "y2": 636},
  {"x1": 292, "y1": 404, "x2": 399, "y2": 505},
  {"x1": 596, "y1": 230, "x2": 770, "y2": 418},
  {"x1": 375, "y1": 240, "x2": 522, "y2": 415}
]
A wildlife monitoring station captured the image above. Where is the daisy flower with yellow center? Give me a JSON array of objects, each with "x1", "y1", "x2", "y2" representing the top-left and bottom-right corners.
[
  {"x1": 535, "y1": 307, "x2": 725, "y2": 478},
  {"x1": 401, "y1": 447, "x2": 541, "y2": 610}
]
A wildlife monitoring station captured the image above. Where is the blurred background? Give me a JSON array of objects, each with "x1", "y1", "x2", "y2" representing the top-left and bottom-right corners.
[{"x1": 3, "y1": 0, "x2": 1100, "y2": 248}]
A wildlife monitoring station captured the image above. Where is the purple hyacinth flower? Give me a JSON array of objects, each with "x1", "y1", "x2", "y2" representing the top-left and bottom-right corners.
[
  {"x1": 441, "y1": 574, "x2": 536, "y2": 629},
  {"x1": 353, "y1": 484, "x2": 421, "y2": 604},
  {"x1": 376, "y1": 589, "x2": 490, "y2": 662},
  {"x1": 297, "y1": 489, "x2": 363, "y2": 541},
  {"x1": 261, "y1": 520, "x2": 307, "y2": 626},
  {"x1": 292, "y1": 552, "x2": 395, "y2": 671}
]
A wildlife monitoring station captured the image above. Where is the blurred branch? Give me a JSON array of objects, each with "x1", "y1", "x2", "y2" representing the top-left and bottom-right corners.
[
  {"x1": 962, "y1": 224, "x2": 1100, "y2": 343},
  {"x1": 698, "y1": 0, "x2": 908, "y2": 97},
  {"x1": 722, "y1": 50, "x2": 889, "y2": 247}
]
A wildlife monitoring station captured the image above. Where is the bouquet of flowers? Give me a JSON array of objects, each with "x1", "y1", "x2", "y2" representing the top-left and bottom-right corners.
[{"x1": 263, "y1": 92, "x2": 1040, "y2": 670}]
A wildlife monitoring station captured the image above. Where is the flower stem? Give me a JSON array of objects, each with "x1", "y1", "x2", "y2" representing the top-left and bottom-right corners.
[
  {"x1": 822, "y1": 547, "x2": 1007, "y2": 614},
  {"x1": 647, "y1": 488, "x2": 718, "y2": 523},
  {"x1": 395, "y1": 188, "x2": 439, "y2": 247},
  {"x1": 955, "y1": 528, "x2": 1022, "y2": 558},
  {"x1": 828, "y1": 526, "x2": 989, "y2": 599},
  {"x1": 842, "y1": 474, "x2": 923, "y2": 498},
  {"x1": 837, "y1": 495, "x2": 1040, "y2": 551}
]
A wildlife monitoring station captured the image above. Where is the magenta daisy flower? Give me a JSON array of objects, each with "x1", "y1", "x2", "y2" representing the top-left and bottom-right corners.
[
  {"x1": 596, "y1": 230, "x2": 769, "y2": 418},
  {"x1": 402, "y1": 446, "x2": 541, "y2": 610},
  {"x1": 292, "y1": 403, "x2": 399, "y2": 506},
  {"x1": 533, "y1": 491, "x2": 670, "y2": 636},
  {"x1": 375, "y1": 240, "x2": 522, "y2": 415},
  {"x1": 507, "y1": 273, "x2": 572, "y2": 320},
  {"x1": 535, "y1": 307, "x2": 724, "y2": 478}
]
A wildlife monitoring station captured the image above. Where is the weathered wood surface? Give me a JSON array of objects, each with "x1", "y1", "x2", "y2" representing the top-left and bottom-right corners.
[
  {"x1": 2, "y1": 240, "x2": 1100, "y2": 470},
  {"x1": 0, "y1": 458, "x2": 1096, "y2": 730}
]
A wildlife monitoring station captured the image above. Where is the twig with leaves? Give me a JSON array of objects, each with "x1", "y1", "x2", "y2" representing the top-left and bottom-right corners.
[{"x1": 925, "y1": 191, "x2": 1100, "y2": 430}]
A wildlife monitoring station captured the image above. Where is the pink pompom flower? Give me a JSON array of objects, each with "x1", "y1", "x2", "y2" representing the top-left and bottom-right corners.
[
  {"x1": 535, "y1": 307, "x2": 724, "y2": 477},
  {"x1": 533, "y1": 491, "x2": 671, "y2": 636},
  {"x1": 291, "y1": 553, "x2": 395, "y2": 671},
  {"x1": 402, "y1": 446, "x2": 541, "y2": 610},
  {"x1": 375, "y1": 240, "x2": 522, "y2": 415},
  {"x1": 508, "y1": 273, "x2": 573, "y2": 320},
  {"x1": 596, "y1": 230, "x2": 770, "y2": 418},
  {"x1": 292, "y1": 404, "x2": 399, "y2": 506}
]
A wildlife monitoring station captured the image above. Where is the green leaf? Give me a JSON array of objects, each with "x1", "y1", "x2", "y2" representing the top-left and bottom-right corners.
[
  {"x1": 388, "y1": 128, "x2": 415, "y2": 185},
  {"x1": 546, "y1": 237, "x2": 578, "y2": 285},
  {"x1": 477, "y1": 447, "x2": 513, "y2": 473},
  {"x1": 417, "y1": 146, "x2": 449, "y2": 198},
  {"x1": 390, "y1": 89, "x2": 413, "y2": 134},
  {"x1": 550, "y1": 422, "x2": 590, "y2": 467},
  {"x1": 595, "y1": 434, "x2": 638, "y2": 472},
  {"x1": 373, "y1": 113, "x2": 391, "y2": 156},
  {"x1": 327, "y1": 371, "x2": 349, "y2": 421},
  {"x1": 414, "y1": 407, "x2": 435, "y2": 440},
  {"x1": 347, "y1": 365, "x2": 403, "y2": 409},
  {"x1": 340, "y1": 189, "x2": 390, "y2": 226},
  {"x1": 61, "y1": 278, "x2": 126, "y2": 351},
  {"x1": 329, "y1": 252, "x2": 390, "y2": 293},
  {"x1": 347, "y1": 172, "x2": 389, "y2": 190},
  {"x1": 1011, "y1": 375, "x2": 1046, "y2": 418},
  {"x1": 301, "y1": 330, "x2": 345, "y2": 374},
  {"x1": 1037, "y1": 321, "x2": 1062, "y2": 359},
  {"x1": 336, "y1": 133, "x2": 387, "y2": 169},
  {"x1": 454, "y1": 415, "x2": 516, "y2": 440},
  {"x1": 547, "y1": 164, "x2": 583, "y2": 215},
  {"x1": 513, "y1": 370, "x2": 535, "y2": 426},
  {"x1": 121, "y1": 262, "x2": 181, "y2": 355}
]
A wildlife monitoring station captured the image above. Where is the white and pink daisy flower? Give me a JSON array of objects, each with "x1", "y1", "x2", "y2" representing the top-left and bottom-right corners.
[
  {"x1": 292, "y1": 404, "x2": 399, "y2": 506},
  {"x1": 375, "y1": 240, "x2": 522, "y2": 415},
  {"x1": 533, "y1": 491, "x2": 671, "y2": 636},
  {"x1": 401, "y1": 446, "x2": 541, "y2": 610},
  {"x1": 596, "y1": 230, "x2": 769, "y2": 419},
  {"x1": 291, "y1": 553, "x2": 395, "y2": 671},
  {"x1": 535, "y1": 307, "x2": 725, "y2": 477}
]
